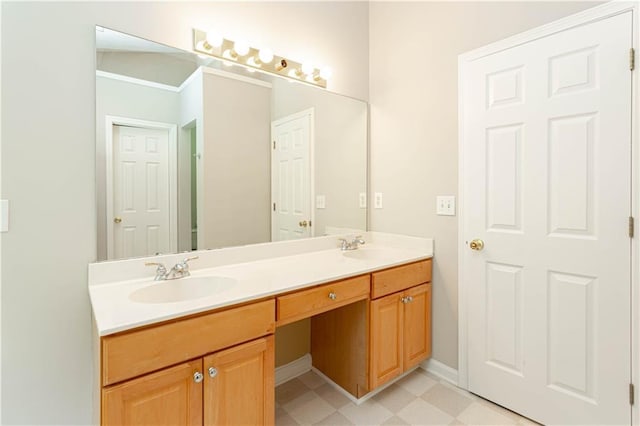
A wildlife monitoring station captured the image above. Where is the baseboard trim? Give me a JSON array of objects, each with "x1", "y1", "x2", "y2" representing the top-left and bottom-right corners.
[
  {"x1": 421, "y1": 358, "x2": 459, "y2": 386},
  {"x1": 312, "y1": 365, "x2": 421, "y2": 406},
  {"x1": 275, "y1": 354, "x2": 312, "y2": 386}
]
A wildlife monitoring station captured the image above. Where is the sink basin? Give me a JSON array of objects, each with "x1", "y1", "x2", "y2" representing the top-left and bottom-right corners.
[
  {"x1": 129, "y1": 276, "x2": 236, "y2": 304},
  {"x1": 342, "y1": 248, "x2": 391, "y2": 261}
]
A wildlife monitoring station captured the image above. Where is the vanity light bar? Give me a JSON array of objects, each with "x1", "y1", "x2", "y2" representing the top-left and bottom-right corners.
[{"x1": 192, "y1": 29, "x2": 330, "y2": 88}]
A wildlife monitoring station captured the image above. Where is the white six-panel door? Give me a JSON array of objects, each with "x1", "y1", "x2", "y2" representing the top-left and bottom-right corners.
[
  {"x1": 461, "y1": 11, "x2": 632, "y2": 425},
  {"x1": 112, "y1": 125, "x2": 171, "y2": 259},
  {"x1": 271, "y1": 110, "x2": 313, "y2": 241}
]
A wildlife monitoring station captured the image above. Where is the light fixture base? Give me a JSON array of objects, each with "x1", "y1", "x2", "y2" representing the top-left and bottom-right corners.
[{"x1": 192, "y1": 29, "x2": 328, "y2": 89}]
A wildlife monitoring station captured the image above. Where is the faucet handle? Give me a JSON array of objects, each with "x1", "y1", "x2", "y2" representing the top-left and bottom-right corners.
[
  {"x1": 175, "y1": 256, "x2": 199, "y2": 275},
  {"x1": 145, "y1": 262, "x2": 167, "y2": 280}
]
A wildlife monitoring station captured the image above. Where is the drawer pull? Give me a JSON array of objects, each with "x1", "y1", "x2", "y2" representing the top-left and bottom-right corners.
[
  {"x1": 193, "y1": 371, "x2": 204, "y2": 383},
  {"x1": 208, "y1": 367, "x2": 218, "y2": 378},
  {"x1": 328, "y1": 292, "x2": 337, "y2": 300}
]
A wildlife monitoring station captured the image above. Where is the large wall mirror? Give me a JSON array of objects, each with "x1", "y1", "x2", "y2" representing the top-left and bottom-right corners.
[{"x1": 96, "y1": 27, "x2": 368, "y2": 261}]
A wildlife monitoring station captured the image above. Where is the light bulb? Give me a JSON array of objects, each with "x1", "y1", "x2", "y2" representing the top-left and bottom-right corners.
[
  {"x1": 205, "y1": 32, "x2": 223, "y2": 49},
  {"x1": 234, "y1": 40, "x2": 250, "y2": 57},
  {"x1": 258, "y1": 48, "x2": 274, "y2": 64},
  {"x1": 319, "y1": 66, "x2": 333, "y2": 80},
  {"x1": 301, "y1": 62, "x2": 315, "y2": 75}
]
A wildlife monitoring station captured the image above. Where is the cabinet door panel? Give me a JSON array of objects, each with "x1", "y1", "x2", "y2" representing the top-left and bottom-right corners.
[
  {"x1": 370, "y1": 293, "x2": 403, "y2": 388},
  {"x1": 403, "y1": 283, "x2": 432, "y2": 370},
  {"x1": 102, "y1": 359, "x2": 203, "y2": 426},
  {"x1": 204, "y1": 336, "x2": 275, "y2": 426}
]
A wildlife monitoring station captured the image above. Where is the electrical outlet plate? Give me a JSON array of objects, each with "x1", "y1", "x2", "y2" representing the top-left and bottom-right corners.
[
  {"x1": 374, "y1": 192, "x2": 383, "y2": 209},
  {"x1": 1, "y1": 200, "x2": 8, "y2": 232},
  {"x1": 359, "y1": 193, "x2": 367, "y2": 209},
  {"x1": 436, "y1": 195, "x2": 455, "y2": 216},
  {"x1": 316, "y1": 195, "x2": 326, "y2": 209}
]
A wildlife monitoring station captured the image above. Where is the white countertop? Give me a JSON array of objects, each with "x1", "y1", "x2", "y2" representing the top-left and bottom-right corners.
[{"x1": 88, "y1": 232, "x2": 433, "y2": 336}]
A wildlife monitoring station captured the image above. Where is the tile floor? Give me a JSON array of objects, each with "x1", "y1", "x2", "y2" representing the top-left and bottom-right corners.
[{"x1": 275, "y1": 369, "x2": 539, "y2": 425}]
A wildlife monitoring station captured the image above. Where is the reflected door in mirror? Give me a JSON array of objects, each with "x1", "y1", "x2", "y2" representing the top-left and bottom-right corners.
[
  {"x1": 271, "y1": 110, "x2": 313, "y2": 241},
  {"x1": 110, "y1": 124, "x2": 173, "y2": 259}
]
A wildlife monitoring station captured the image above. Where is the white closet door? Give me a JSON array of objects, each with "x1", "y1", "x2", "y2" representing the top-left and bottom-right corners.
[
  {"x1": 271, "y1": 111, "x2": 312, "y2": 241},
  {"x1": 112, "y1": 125, "x2": 171, "y2": 259},
  {"x1": 462, "y1": 11, "x2": 632, "y2": 425}
]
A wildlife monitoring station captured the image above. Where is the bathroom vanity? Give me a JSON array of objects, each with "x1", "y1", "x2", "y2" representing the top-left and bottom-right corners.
[{"x1": 89, "y1": 232, "x2": 433, "y2": 425}]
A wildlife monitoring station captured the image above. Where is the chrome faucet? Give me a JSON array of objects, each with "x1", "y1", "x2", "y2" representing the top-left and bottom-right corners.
[
  {"x1": 145, "y1": 256, "x2": 199, "y2": 280},
  {"x1": 338, "y1": 236, "x2": 365, "y2": 251}
]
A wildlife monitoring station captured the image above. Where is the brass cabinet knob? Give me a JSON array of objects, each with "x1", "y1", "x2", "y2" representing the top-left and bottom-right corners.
[
  {"x1": 114, "y1": 217, "x2": 122, "y2": 224},
  {"x1": 469, "y1": 239, "x2": 484, "y2": 251},
  {"x1": 193, "y1": 371, "x2": 204, "y2": 383},
  {"x1": 208, "y1": 367, "x2": 218, "y2": 378},
  {"x1": 299, "y1": 220, "x2": 308, "y2": 228},
  {"x1": 328, "y1": 292, "x2": 337, "y2": 300}
]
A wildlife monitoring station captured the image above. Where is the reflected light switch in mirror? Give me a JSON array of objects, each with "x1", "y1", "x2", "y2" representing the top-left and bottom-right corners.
[
  {"x1": 359, "y1": 192, "x2": 366, "y2": 208},
  {"x1": 1, "y1": 200, "x2": 8, "y2": 232},
  {"x1": 316, "y1": 195, "x2": 326, "y2": 209}
]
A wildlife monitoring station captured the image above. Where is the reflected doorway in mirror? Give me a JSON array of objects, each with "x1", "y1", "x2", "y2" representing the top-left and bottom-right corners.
[
  {"x1": 106, "y1": 116, "x2": 178, "y2": 260},
  {"x1": 271, "y1": 109, "x2": 314, "y2": 241}
]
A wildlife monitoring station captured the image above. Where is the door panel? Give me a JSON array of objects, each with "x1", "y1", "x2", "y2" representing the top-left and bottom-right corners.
[
  {"x1": 271, "y1": 111, "x2": 312, "y2": 241},
  {"x1": 370, "y1": 293, "x2": 403, "y2": 388},
  {"x1": 112, "y1": 125, "x2": 171, "y2": 259},
  {"x1": 462, "y1": 11, "x2": 632, "y2": 425},
  {"x1": 204, "y1": 336, "x2": 274, "y2": 426},
  {"x1": 403, "y1": 284, "x2": 432, "y2": 370},
  {"x1": 102, "y1": 359, "x2": 203, "y2": 426}
]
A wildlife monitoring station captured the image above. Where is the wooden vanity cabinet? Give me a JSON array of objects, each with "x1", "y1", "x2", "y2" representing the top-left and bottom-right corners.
[
  {"x1": 101, "y1": 300, "x2": 275, "y2": 426},
  {"x1": 103, "y1": 336, "x2": 274, "y2": 426},
  {"x1": 369, "y1": 260, "x2": 432, "y2": 389}
]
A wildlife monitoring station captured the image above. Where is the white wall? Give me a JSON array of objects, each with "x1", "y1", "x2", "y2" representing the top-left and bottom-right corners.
[
  {"x1": 0, "y1": 2, "x2": 368, "y2": 424},
  {"x1": 368, "y1": 1, "x2": 601, "y2": 370},
  {"x1": 202, "y1": 72, "x2": 271, "y2": 249}
]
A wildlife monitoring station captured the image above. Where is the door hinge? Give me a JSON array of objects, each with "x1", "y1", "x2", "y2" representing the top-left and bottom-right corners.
[
  {"x1": 630, "y1": 383, "x2": 635, "y2": 405},
  {"x1": 273, "y1": 202, "x2": 276, "y2": 212},
  {"x1": 630, "y1": 48, "x2": 635, "y2": 71},
  {"x1": 273, "y1": 140, "x2": 276, "y2": 149},
  {"x1": 630, "y1": 216, "x2": 635, "y2": 238}
]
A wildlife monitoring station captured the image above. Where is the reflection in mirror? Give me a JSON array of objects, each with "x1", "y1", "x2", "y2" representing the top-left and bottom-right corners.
[{"x1": 96, "y1": 27, "x2": 368, "y2": 261}]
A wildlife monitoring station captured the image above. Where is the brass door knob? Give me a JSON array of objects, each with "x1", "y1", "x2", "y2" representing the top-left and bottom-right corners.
[
  {"x1": 469, "y1": 239, "x2": 484, "y2": 251},
  {"x1": 114, "y1": 217, "x2": 122, "y2": 224},
  {"x1": 299, "y1": 220, "x2": 308, "y2": 227}
]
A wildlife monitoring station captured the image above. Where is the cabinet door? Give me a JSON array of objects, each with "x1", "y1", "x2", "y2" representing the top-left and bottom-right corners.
[
  {"x1": 370, "y1": 292, "x2": 403, "y2": 388},
  {"x1": 204, "y1": 335, "x2": 275, "y2": 426},
  {"x1": 403, "y1": 283, "x2": 432, "y2": 370},
  {"x1": 102, "y1": 359, "x2": 203, "y2": 426}
]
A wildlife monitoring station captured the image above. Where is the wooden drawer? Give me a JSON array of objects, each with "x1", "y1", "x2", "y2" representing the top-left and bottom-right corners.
[
  {"x1": 371, "y1": 259, "x2": 432, "y2": 299},
  {"x1": 277, "y1": 275, "x2": 370, "y2": 326},
  {"x1": 102, "y1": 299, "x2": 275, "y2": 386}
]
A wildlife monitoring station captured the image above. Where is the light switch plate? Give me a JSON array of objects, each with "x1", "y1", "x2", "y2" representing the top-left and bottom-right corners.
[
  {"x1": 316, "y1": 195, "x2": 326, "y2": 209},
  {"x1": 359, "y1": 193, "x2": 367, "y2": 209},
  {"x1": 1, "y1": 200, "x2": 8, "y2": 232},
  {"x1": 374, "y1": 192, "x2": 383, "y2": 209},
  {"x1": 436, "y1": 195, "x2": 456, "y2": 216}
]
